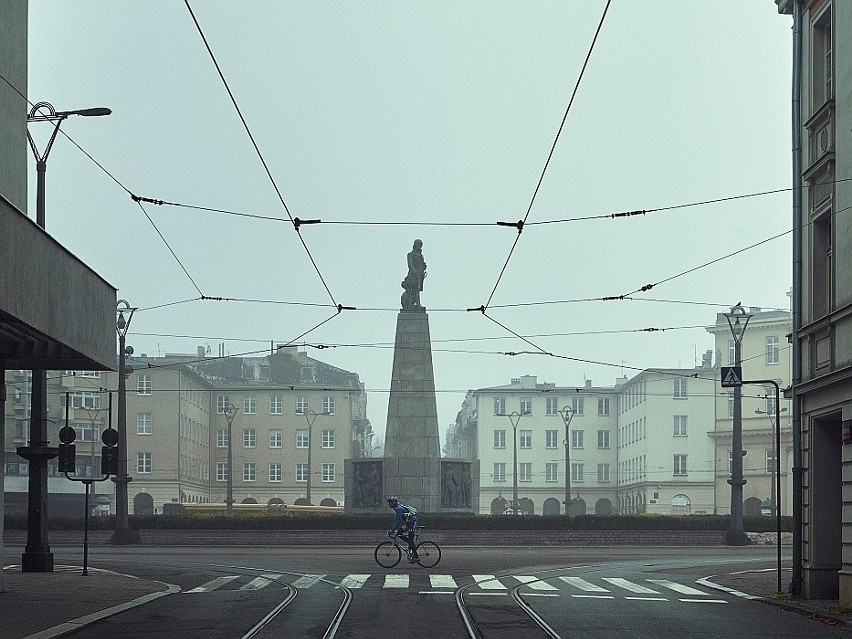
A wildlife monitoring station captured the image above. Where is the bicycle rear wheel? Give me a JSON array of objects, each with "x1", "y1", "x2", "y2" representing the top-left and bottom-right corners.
[
  {"x1": 415, "y1": 541, "x2": 441, "y2": 568},
  {"x1": 374, "y1": 541, "x2": 402, "y2": 568}
]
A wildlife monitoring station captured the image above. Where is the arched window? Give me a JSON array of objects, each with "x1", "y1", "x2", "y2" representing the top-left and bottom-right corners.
[
  {"x1": 671, "y1": 494, "x2": 691, "y2": 516},
  {"x1": 491, "y1": 496, "x2": 507, "y2": 515},
  {"x1": 133, "y1": 492, "x2": 154, "y2": 516},
  {"x1": 595, "y1": 498, "x2": 613, "y2": 515},
  {"x1": 543, "y1": 498, "x2": 561, "y2": 515}
]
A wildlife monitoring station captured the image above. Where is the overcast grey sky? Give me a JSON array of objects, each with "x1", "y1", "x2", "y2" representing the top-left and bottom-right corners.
[{"x1": 25, "y1": 2, "x2": 794, "y2": 447}]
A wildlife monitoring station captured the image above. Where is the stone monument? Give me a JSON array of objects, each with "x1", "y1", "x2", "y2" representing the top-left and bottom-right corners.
[{"x1": 345, "y1": 240, "x2": 479, "y2": 513}]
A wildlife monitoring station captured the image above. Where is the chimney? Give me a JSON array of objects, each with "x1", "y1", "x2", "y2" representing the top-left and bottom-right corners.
[{"x1": 585, "y1": 379, "x2": 592, "y2": 388}]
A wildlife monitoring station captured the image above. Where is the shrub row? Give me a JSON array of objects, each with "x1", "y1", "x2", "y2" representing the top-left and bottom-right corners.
[{"x1": 4, "y1": 512, "x2": 793, "y2": 533}]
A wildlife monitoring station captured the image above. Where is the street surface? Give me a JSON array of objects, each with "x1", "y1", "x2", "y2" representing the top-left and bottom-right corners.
[{"x1": 37, "y1": 545, "x2": 842, "y2": 638}]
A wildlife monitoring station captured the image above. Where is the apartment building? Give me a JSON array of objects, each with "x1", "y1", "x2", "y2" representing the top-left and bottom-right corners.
[{"x1": 777, "y1": 0, "x2": 852, "y2": 602}]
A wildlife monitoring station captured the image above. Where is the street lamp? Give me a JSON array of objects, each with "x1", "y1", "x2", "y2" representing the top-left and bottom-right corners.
[
  {"x1": 303, "y1": 410, "x2": 330, "y2": 506},
  {"x1": 113, "y1": 300, "x2": 135, "y2": 544},
  {"x1": 755, "y1": 406, "x2": 788, "y2": 520},
  {"x1": 558, "y1": 406, "x2": 575, "y2": 515},
  {"x1": 507, "y1": 411, "x2": 523, "y2": 515},
  {"x1": 223, "y1": 403, "x2": 238, "y2": 514},
  {"x1": 724, "y1": 303, "x2": 753, "y2": 546},
  {"x1": 19, "y1": 101, "x2": 111, "y2": 571}
]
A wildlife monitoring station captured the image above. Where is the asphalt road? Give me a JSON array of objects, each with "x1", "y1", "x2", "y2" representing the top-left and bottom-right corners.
[{"x1": 52, "y1": 545, "x2": 842, "y2": 639}]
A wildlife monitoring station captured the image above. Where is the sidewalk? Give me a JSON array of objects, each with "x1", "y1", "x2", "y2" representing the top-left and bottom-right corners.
[
  {"x1": 1, "y1": 564, "x2": 176, "y2": 639},
  {"x1": 1, "y1": 563, "x2": 849, "y2": 638}
]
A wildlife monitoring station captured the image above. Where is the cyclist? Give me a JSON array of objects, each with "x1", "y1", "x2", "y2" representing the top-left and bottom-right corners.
[{"x1": 387, "y1": 496, "x2": 419, "y2": 562}]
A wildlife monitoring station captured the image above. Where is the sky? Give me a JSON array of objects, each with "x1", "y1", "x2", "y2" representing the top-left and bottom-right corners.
[{"x1": 24, "y1": 1, "x2": 795, "y2": 450}]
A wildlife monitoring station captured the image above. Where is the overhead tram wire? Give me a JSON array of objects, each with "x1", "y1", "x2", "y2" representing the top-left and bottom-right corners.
[
  {"x1": 482, "y1": 0, "x2": 612, "y2": 311},
  {"x1": 183, "y1": 1, "x2": 340, "y2": 309}
]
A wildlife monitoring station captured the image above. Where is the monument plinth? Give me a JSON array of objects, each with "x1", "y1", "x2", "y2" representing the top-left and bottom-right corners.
[{"x1": 345, "y1": 240, "x2": 478, "y2": 513}]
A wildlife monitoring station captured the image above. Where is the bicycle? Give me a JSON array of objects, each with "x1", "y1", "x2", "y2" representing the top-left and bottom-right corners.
[{"x1": 374, "y1": 525, "x2": 441, "y2": 568}]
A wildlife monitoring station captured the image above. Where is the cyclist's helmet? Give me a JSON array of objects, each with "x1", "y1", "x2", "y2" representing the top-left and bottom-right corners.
[{"x1": 387, "y1": 496, "x2": 399, "y2": 508}]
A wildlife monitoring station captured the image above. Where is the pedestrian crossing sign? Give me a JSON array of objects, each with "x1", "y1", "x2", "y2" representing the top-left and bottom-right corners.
[{"x1": 720, "y1": 366, "x2": 742, "y2": 388}]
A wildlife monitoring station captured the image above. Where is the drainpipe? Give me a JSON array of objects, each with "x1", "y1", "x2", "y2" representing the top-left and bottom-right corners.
[{"x1": 790, "y1": 0, "x2": 803, "y2": 597}]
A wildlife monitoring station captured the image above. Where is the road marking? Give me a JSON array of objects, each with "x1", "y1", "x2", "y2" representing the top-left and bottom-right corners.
[
  {"x1": 513, "y1": 576, "x2": 559, "y2": 591},
  {"x1": 523, "y1": 593, "x2": 560, "y2": 597},
  {"x1": 602, "y1": 578, "x2": 660, "y2": 594},
  {"x1": 696, "y1": 577, "x2": 762, "y2": 600},
  {"x1": 473, "y1": 575, "x2": 507, "y2": 590},
  {"x1": 647, "y1": 579, "x2": 710, "y2": 596},
  {"x1": 625, "y1": 596, "x2": 669, "y2": 601},
  {"x1": 559, "y1": 576, "x2": 609, "y2": 592},
  {"x1": 572, "y1": 594, "x2": 615, "y2": 599},
  {"x1": 186, "y1": 576, "x2": 239, "y2": 593},
  {"x1": 239, "y1": 574, "x2": 281, "y2": 591},
  {"x1": 429, "y1": 574, "x2": 458, "y2": 589},
  {"x1": 384, "y1": 574, "x2": 409, "y2": 589},
  {"x1": 419, "y1": 591, "x2": 456, "y2": 595},
  {"x1": 680, "y1": 598, "x2": 728, "y2": 604},
  {"x1": 291, "y1": 574, "x2": 326, "y2": 588},
  {"x1": 340, "y1": 574, "x2": 370, "y2": 589},
  {"x1": 467, "y1": 592, "x2": 508, "y2": 596}
]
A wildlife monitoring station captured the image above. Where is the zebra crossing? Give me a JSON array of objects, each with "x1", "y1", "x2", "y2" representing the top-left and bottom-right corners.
[{"x1": 181, "y1": 572, "x2": 728, "y2": 603}]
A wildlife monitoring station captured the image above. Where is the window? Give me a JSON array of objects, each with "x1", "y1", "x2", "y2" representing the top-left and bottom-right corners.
[
  {"x1": 571, "y1": 398, "x2": 584, "y2": 416},
  {"x1": 296, "y1": 429, "x2": 309, "y2": 448},
  {"x1": 216, "y1": 395, "x2": 230, "y2": 414},
  {"x1": 765, "y1": 336, "x2": 780, "y2": 365},
  {"x1": 598, "y1": 398, "x2": 610, "y2": 416},
  {"x1": 545, "y1": 397, "x2": 559, "y2": 416},
  {"x1": 673, "y1": 378, "x2": 688, "y2": 398},
  {"x1": 545, "y1": 430, "x2": 559, "y2": 449},
  {"x1": 493, "y1": 463, "x2": 506, "y2": 482},
  {"x1": 243, "y1": 429, "x2": 256, "y2": 448},
  {"x1": 322, "y1": 463, "x2": 335, "y2": 482},
  {"x1": 494, "y1": 397, "x2": 506, "y2": 415},
  {"x1": 597, "y1": 430, "x2": 610, "y2": 449},
  {"x1": 520, "y1": 398, "x2": 532, "y2": 415},
  {"x1": 243, "y1": 463, "x2": 256, "y2": 482},
  {"x1": 673, "y1": 454, "x2": 687, "y2": 476},
  {"x1": 137, "y1": 452, "x2": 152, "y2": 474},
  {"x1": 813, "y1": 9, "x2": 833, "y2": 108},
  {"x1": 269, "y1": 395, "x2": 282, "y2": 415},
  {"x1": 765, "y1": 392, "x2": 777, "y2": 416},
  {"x1": 137, "y1": 374, "x2": 152, "y2": 396},
  {"x1": 136, "y1": 413, "x2": 152, "y2": 435},
  {"x1": 216, "y1": 462, "x2": 228, "y2": 482},
  {"x1": 545, "y1": 463, "x2": 558, "y2": 482},
  {"x1": 571, "y1": 430, "x2": 584, "y2": 449},
  {"x1": 728, "y1": 339, "x2": 735, "y2": 366},
  {"x1": 766, "y1": 449, "x2": 777, "y2": 474},
  {"x1": 296, "y1": 396, "x2": 309, "y2": 414},
  {"x1": 673, "y1": 415, "x2": 687, "y2": 437},
  {"x1": 269, "y1": 463, "x2": 282, "y2": 482},
  {"x1": 216, "y1": 429, "x2": 229, "y2": 448},
  {"x1": 814, "y1": 214, "x2": 832, "y2": 318},
  {"x1": 598, "y1": 463, "x2": 610, "y2": 483},
  {"x1": 728, "y1": 394, "x2": 735, "y2": 419},
  {"x1": 493, "y1": 430, "x2": 506, "y2": 449},
  {"x1": 519, "y1": 430, "x2": 532, "y2": 449},
  {"x1": 519, "y1": 463, "x2": 532, "y2": 482},
  {"x1": 323, "y1": 396, "x2": 335, "y2": 415},
  {"x1": 269, "y1": 429, "x2": 283, "y2": 448},
  {"x1": 296, "y1": 463, "x2": 307, "y2": 482},
  {"x1": 70, "y1": 391, "x2": 101, "y2": 409},
  {"x1": 75, "y1": 422, "x2": 100, "y2": 442},
  {"x1": 727, "y1": 450, "x2": 733, "y2": 474},
  {"x1": 322, "y1": 430, "x2": 335, "y2": 449},
  {"x1": 243, "y1": 396, "x2": 256, "y2": 415},
  {"x1": 571, "y1": 463, "x2": 584, "y2": 483}
]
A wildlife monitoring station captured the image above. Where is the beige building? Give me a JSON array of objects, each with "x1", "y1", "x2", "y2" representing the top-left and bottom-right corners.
[{"x1": 777, "y1": 0, "x2": 852, "y2": 602}]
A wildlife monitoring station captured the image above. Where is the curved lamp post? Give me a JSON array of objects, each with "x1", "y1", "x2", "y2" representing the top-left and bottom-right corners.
[
  {"x1": 507, "y1": 411, "x2": 523, "y2": 515},
  {"x1": 303, "y1": 410, "x2": 330, "y2": 506}
]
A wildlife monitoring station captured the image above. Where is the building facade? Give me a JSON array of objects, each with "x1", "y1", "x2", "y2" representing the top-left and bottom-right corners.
[{"x1": 777, "y1": 0, "x2": 852, "y2": 602}]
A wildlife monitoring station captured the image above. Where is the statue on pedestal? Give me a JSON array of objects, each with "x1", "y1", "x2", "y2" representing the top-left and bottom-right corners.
[{"x1": 401, "y1": 239, "x2": 426, "y2": 310}]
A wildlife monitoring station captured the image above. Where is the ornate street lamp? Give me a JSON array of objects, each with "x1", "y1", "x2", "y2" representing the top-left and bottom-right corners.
[
  {"x1": 223, "y1": 403, "x2": 238, "y2": 514},
  {"x1": 113, "y1": 300, "x2": 135, "y2": 544},
  {"x1": 724, "y1": 303, "x2": 753, "y2": 546},
  {"x1": 303, "y1": 410, "x2": 330, "y2": 506},
  {"x1": 507, "y1": 411, "x2": 523, "y2": 515},
  {"x1": 558, "y1": 405, "x2": 575, "y2": 515}
]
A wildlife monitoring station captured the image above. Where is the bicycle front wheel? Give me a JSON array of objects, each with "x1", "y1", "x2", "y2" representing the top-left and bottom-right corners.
[
  {"x1": 374, "y1": 541, "x2": 402, "y2": 568},
  {"x1": 415, "y1": 541, "x2": 441, "y2": 568}
]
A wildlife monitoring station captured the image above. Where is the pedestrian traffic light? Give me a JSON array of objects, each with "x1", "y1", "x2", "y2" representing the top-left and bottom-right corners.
[{"x1": 58, "y1": 443, "x2": 76, "y2": 473}]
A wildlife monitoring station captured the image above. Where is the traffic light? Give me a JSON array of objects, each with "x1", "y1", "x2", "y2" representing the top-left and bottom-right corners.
[
  {"x1": 101, "y1": 446, "x2": 119, "y2": 476},
  {"x1": 58, "y1": 424, "x2": 77, "y2": 473},
  {"x1": 58, "y1": 443, "x2": 76, "y2": 473}
]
